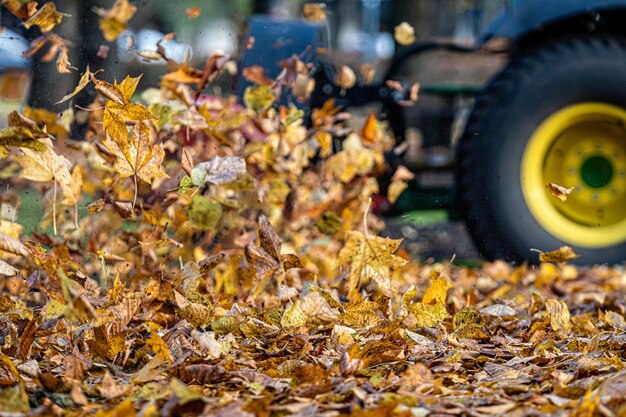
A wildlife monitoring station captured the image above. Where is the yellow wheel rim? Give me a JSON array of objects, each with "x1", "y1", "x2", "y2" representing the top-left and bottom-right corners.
[{"x1": 521, "y1": 103, "x2": 626, "y2": 248}]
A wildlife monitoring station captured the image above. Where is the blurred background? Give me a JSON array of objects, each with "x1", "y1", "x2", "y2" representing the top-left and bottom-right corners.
[{"x1": 1, "y1": 0, "x2": 505, "y2": 109}]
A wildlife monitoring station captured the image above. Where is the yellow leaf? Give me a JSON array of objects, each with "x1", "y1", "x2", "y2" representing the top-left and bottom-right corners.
[
  {"x1": 0, "y1": 127, "x2": 46, "y2": 152},
  {"x1": 146, "y1": 332, "x2": 173, "y2": 363},
  {"x1": 116, "y1": 74, "x2": 143, "y2": 102},
  {"x1": 177, "y1": 303, "x2": 214, "y2": 328},
  {"x1": 394, "y1": 22, "x2": 415, "y2": 46},
  {"x1": 336, "y1": 230, "x2": 406, "y2": 300},
  {"x1": 453, "y1": 308, "x2": 487, "y2": 339},
  {"x1": 23, "y1": 2, "x2": 63, "y2": 32},
  {"x1": 169, "y1": 379, "x2": 202, "y2": 405},
  {"x1": 410, "y1": 301, "x2": 448, "y2": 328},
  {"x1": 96, "y1": 0, "x2": 137, "y2": 41},
  {"x1": 281, "y1": 301, "x2": 308, "y2": 328},
  {"x1": 539, "y1": 246, "x2": 580, "y2": 263},
  {"x1": 56, "y1": 67, "x2": 90, "y2": 104},
  {"x1": 102, "y1": 122, "x2": 167, "y2": 184},
  {"x1": 545, "y1": 299, "x2": 573, "y2": 332},
  {"x1": 422, "y1": 272, "x2": 451, "y2": 305},
  {"x1": 388, "y1": 180, "x2": 408, "y2": 204},
  {"x1": 243, "y1": 85, "x2": 275, "y2": 112},
  {"x1": 86, "y1": 327, "x2": 127, "y2": 360},
  {"x1": 14, "y1": 138, "x2": 78, "y2": 205}
]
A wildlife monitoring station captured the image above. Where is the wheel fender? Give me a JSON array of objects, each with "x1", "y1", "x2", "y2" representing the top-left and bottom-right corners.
[{"x1": 480, "y1": 0, "x2": 626, "y2": 45}]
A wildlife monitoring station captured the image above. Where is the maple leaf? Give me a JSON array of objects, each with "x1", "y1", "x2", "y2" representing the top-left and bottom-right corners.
[
  {"x1": 336, "y1": 230, "x2": 407, "y2": 300},
  {"x1": 95, "y1": 0, "x2": 137, "y2": 41},
  {"x1": 102, "y1": 122, "x2": 167, "y2": 185},
  {"x1": 100, "y1": 75, "x2": 153, "y2": 145},
  {"x1": 13, "y1": 138, "x2": 78, "y2": 206}
]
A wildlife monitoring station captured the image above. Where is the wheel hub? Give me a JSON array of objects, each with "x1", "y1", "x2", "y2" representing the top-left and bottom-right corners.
[{"x1": 521, "y1": 103, "x2": 626, "y2": 248}]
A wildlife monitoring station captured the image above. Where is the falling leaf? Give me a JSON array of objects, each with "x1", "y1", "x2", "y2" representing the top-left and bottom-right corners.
[
  {"x1": 243, "y1": 85, "x2": 276, "y2": 112},
  {"x1": 95, "y1": 0, "x2": 137, "y2": 41},
  {"x1": 14, "y1": 139, "x2": 78, "y2": 205},
  {"x1": 394, "y1": 22, "x2": 415, "y2": 45},
  {"x1": 539, "y1": 246, "x2": 580, "y2": 263},
  {"x1": 0, "y1": 127, "x2": 46, "y2": 152},
  {"x1": 102, "y1": 122, "x2": 167, "y2": 185},
  {"x1": 388, "y1": 180, "x2": 408, "y2": 204},
  {"x1": 2, "y1": 0, "x2": 37, "y2": 21},
  {"x1": 188, "y1": 195, "x2": 222, "y2": 231},
  {"x1": 335, "y1": 66, "x2": 356, "y2": 89},
  {"x1": 359, "y1": 63, "x2": 376, "y2": 85},
  {"x1": 302, "y1": 3, "x2": 327, "y2": 22},
  {"x1": 336, "y1": 230, "x2": 406, "y2": 300},
  {"x1": 546, "y1": 183, "x2": 574, "y2": 202},
  {"x1": 190, "y1": 156, "x2": 247, "y2": 187},
  {"x1": 97, "y1": 44, "x2": 110, "y2": 58},
  {"x1": 56, "y1": 67, "x2": 92, "y2": 104},
  {"x1": 242, "y1": 65, "x2": 274, "y2": 86},
  {"x1": 186, "y1": 7, "x2": 201, "y2": 19},
  {"x1": 23, "y1": 2, "x2": 63, "y2": 32}
]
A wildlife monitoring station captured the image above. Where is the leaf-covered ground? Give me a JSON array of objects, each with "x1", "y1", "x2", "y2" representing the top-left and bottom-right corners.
[{"x1": 1, "y1": 2, "x2": 626, "y2": 416}]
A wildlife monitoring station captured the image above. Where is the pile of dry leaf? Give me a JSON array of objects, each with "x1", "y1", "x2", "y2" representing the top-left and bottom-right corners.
[{"x1": 1, "y1": 2, "x2": 626, "y2": 417}]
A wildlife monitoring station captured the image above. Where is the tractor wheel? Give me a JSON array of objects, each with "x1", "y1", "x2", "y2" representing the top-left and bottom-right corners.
[{"x1": 457, "y1": 35, "x2": 626, "y2": 264}]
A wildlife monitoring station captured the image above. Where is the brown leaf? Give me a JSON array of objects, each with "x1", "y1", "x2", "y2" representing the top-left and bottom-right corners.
[
  {"x1": 99, "y1": 371, "x2": 132, "y2": 400},
  {"x1": 0, "y1": 353, "x2": 21, "y2": 387},
  {"x1": 199, "y1": 253, "x2": 226, "y2": 274},
  {"x1": 174, "y1": 364, "x2": 228, "y2": 384},
  {"x1": 181, "y1": 148, "x2": 194, "y2": 176},
  {"x1": 539, "y1": 246, "x2": 580, "y2": 263},
  {"x1": 2, "y1": 1, "x2": 38, "y2": 21},
  {"x1": 243, "y1": 65, "x2": 274, "y2": 86},
  {"x1": 16, "y1": 319, "x2": 37, "y2": 361}
]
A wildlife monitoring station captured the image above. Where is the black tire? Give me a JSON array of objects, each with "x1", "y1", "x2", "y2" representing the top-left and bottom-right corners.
[{"x1": 457, "y1": 35, "x2": 626, "y2": 265}]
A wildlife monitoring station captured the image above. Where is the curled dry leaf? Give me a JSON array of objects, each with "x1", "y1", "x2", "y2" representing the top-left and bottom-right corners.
[
  {"x1": 359, "y1": 63, "x2": 376, "y2": 85},
  {"x1": 394, "y1": 22, "x2": 416, "y2": 46},
  {"x1": 335, "y1": 65, "x2": 356, "y2": 89},
  {"x1": 539, "y1": 246, "x2": 580, "y2": 263},
  {"x1": 546, "y1": 182, "x2": 574, "y2": 202},
  {"x1": 56, "y1": 67, "x2": 91, "y2": 104}
]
